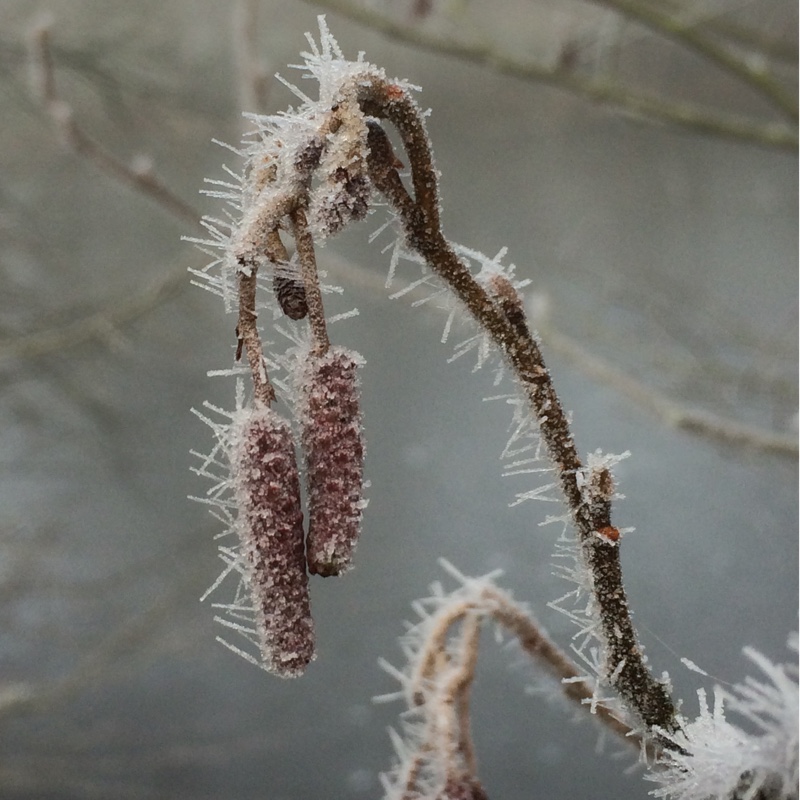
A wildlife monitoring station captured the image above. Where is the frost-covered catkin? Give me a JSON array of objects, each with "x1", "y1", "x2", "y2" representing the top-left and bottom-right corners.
[
  {"x1": 296, "y1": 347, "x2": 366, "y2": 577},
  {"x1": 233, "y1": 403, "x2": 315, "y2": 676}
]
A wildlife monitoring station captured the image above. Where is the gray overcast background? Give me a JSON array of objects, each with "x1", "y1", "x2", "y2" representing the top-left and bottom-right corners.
[{"x1": 0, "y1": 1, "x2": 796, "y2": 798}]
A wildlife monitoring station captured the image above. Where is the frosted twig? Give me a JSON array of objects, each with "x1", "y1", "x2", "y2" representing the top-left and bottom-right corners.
[
  {"x1": 359, "y1": 67, "x2": 678, "y2": 736},
  {"x1": 190, "y1": 13, "x2": 678, "y2": 735},
  {"x1": 290, "y1": 207, "x2": 330, "y2": 354},
  {"x1": 378, "y1": 567, "x2": 658, "y2": 798},
  {"x1": 186, "y1": 17, "x2": 798, "y2": 796},
  {"x1": 236, "y1": 268, "x2": 276, "y2": 405},
  {"x1": 408, "y1": 572, "x2": 647, "y2": 754}
]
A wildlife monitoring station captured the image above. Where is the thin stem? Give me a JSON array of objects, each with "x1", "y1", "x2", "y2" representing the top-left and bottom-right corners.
[
  {"x1": 237, "y1": 268, "x2": 275, "y2": 405},
  {"x1": 440, "y1": 614, "x2": 481, "y2": 780},
  {"x1": 290, "y1": 208, "x2": 330, "y2": 354},
  {"x1": 410, "y1": 583, "x2": 650, "y2": 754}
]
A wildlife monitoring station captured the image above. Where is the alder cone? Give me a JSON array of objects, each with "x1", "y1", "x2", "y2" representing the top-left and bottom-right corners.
[
  {"x1": 297, "y1": 347, "x2": 365, "y2": 577},
  {"x1": 273, "y1": 273, "x2": 308, "y2": 320},
  {"x1": 233, "y1": 404, "x2": 315, "y2": 676}
]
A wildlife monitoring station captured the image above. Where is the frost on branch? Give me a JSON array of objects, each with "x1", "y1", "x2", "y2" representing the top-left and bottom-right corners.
[
  {"x1": 376, "y1": 562, "x2": 642, "y2": 800},
  {"x1": 186, "y1": 17, "x2": 391, "y2": 669},
  {"x1": 226, "y1": 17, "x2": 413, "y2": 270},
  {"x1": 647, "y1": 638, "x2": 798, "y2": 800},
  {"x1": 435, "y1": 775, "x2": 490, "y2": 800},
  {"x1": 187, "y1": 16, "x2": 678, "y2": 736}
]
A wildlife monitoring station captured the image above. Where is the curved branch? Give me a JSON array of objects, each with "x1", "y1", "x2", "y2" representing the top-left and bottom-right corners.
[
  {"x1": 360, "y1": 78, "x2": 679, "y2": 735},
  {"x1": 381, "y1": 567, "x2": 656, "y2": 798}
]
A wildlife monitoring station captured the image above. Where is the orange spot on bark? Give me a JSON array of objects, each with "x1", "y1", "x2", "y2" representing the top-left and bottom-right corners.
[{"x1": 598, "y1": 525, "x2": 620, "y2": 542}]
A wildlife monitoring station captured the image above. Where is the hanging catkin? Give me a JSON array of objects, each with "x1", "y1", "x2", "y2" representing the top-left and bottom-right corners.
[
  {"x1": 296, "y1": 347, "x2": 366, "y2": 576},
  {"x1": 232, "y1": 403, "x2": 315, "y2": 675}
]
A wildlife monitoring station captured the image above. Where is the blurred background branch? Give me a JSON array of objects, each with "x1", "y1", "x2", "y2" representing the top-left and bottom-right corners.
[{"x1": 303, "y1": 0, "x2": 797, "y2": 148}]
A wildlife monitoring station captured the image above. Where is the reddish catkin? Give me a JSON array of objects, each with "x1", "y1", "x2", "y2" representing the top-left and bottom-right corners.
[
  {"x1": 233, "y1": 403, "x2": 315, "y2": 676},
  {"x1": 296, "y1": 347, "x2": 366, "y2": 577}
]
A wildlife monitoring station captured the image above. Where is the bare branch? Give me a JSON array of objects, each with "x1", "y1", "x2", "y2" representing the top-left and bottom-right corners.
[
  {"x1": 303, "y1": 0, "x2": 797, "y2": 149},
  {"x1": 591, "y1": 0, "x2": 797, "y2": 119},
  {"x1": 0, "y1": 260, "x2": 188, "y2": 362},
  {"x1": 27, "y1": 17, "x2": 200, "y2": 226}
]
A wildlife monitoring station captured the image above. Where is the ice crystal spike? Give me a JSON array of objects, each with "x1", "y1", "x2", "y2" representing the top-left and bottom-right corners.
[
  {"x1": 233, "y1": 403, "x2": 315, "y2": 676},
  {"x1": 648, "y1": 638, "x2": 799, "y2": 800},
  {"x1": 295, "y1": 346, "x2": 366, "y2": 576}
]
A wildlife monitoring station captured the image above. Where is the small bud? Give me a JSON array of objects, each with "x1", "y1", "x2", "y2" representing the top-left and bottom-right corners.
[
  {"x1": 263, "y1": 230, "x2": 308, "y2": 320},
  {"x1": 485, "y1": 273, "x2": 527, "y2": 333},
  {"x1": 232, "y1": 404, "x2": 315, "y2": 676},
  {"x1": 588, "y1": 464, "x2": 614, "y2": 504},
  {"x1": 294, "y1": 137, "x2": 324, "y2": 178},
  {"x1": 296, "y1": 347, "x2": 366, "y2": 576},
  {"x1": 597, "y1": 525, "x2": 621, "y2": 543},
  {"x1": 309, "y1": 105, "x2": 371, "y2": 238}
]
